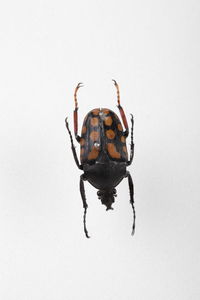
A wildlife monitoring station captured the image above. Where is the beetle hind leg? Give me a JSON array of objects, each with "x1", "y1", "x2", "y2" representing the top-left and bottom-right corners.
[
  {"x1": 80, "y1": 175, "x2": 90, "y2": 238},
  {"x1": 126, "y1": 171, "x2": 136, "y2": 235}
]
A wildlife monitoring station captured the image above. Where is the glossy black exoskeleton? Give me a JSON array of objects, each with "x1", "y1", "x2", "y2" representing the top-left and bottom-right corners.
[{"x1": 65, "y1": 80, "x2": 135, "y2": 238}]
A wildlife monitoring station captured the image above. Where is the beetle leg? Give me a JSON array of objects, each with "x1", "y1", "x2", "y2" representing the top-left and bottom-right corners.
[
  {"x1": 127, "y1": 114, "x2": 134, "y2": 166},
  {"x1": 125, "y1": 171, "x2": 136, "y2": 235},
  {"x1": 80, "y1": 174, "x2": 90, "y2": 238},
  {"x1": 74, "y1": 82, "x2": 83, "y2": 143},
  {"x1": 65, "y1": 118, "x2": 83, "y2": 170},
  {"x1": 112, "y1": 79, "x2": 129, "y2": 137}
]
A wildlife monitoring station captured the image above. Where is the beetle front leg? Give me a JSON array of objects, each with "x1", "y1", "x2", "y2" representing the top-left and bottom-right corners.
[
  {"x1": 112, "y1": 79, "x2": 129, "y2": 137},
  {"x1": 127, "y1": 114, "x2": 134, "y2": 166},
  {"x1": 125, "y1": 171, "x2": 136, "y2": 235},
  {"x1": 65, "y1": 118, "x2": 83, "y2": 170},
  {"x1": 80, "y1": 174, "x2": 90, "y2": 238},
  {"x1": 74, "y1": 82, "x2": 83, "y2": 143}
]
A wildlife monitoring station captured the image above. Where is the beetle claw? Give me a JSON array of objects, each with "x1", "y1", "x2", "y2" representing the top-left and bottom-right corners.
[
  {"x1": 112, "y1": 79, "x2": 117, "y2": 86},
  {"x1": 77, "y1": 82, "x2": 84, "y2": 88}
]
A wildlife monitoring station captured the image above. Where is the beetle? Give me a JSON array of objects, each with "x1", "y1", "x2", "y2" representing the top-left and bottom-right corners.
[{"x1": 65, "y1": 80, "x2": 135, "y2": 238}]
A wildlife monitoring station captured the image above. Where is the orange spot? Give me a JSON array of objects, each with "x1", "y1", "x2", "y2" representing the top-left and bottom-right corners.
[
  {"x1": 106, "y1": 129, "x2": 115, "y2": 139},
  {"x1": 90, "y1": 117, "x2": 99, "y2": 127},
  {"x1": 92, "y1": 109, "x2": 100, "y2": 115},
  {"x1": 81, "y1": 126, "x2": 86, "y2": 134},
  {"x1": 123, "y1": 146, "x2": 128, "y2": 154},
  {"x1": 102, "y1": 109, "x2": 110, "y2": 115},
  {"x1": 107, "y1": 143, "x2": 121, "y2": 159},
  {"x1": 121, "y1": 136, "x2": 126, "y2": 143},
  {"x1": 80, "y1": 138, "x2": 85, "y2": 146},
  {"x1": 90, "y1": 131, "x2": 99, "y2": 141},
  {"x1": 104, "y1": 116, "x2": 113, "y2": 126},
  {"x1": 118, "y1": 123, "x2": 123, "y2": 131},
  {"x1": 88, "y1": 146, "x2": 99, "y2": 160}
]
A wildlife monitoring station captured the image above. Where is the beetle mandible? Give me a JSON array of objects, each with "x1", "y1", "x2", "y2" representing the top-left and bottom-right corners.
[{"x1": 65, "y1": 80, "x2": 135, "y2": 238}]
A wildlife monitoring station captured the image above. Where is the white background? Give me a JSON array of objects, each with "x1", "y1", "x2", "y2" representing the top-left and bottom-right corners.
[{"x1": 0, "y1": 0, "x2": 200, "y2": 299}]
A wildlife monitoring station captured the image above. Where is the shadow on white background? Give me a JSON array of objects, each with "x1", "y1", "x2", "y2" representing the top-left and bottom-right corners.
[{"x1": 0, "y1": 0, "x2": 199, "y2": 299}]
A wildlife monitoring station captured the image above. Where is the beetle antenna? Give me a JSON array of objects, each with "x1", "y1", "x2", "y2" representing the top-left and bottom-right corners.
[{"x1": 112, "y1": 79, "x2": 120, "y2": 106}]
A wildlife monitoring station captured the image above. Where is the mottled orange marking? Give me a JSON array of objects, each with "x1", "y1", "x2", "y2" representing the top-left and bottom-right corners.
[
  {"x1": 92, "y1": 109, "x2": 100, "y2": 115},
  {"x1": 106, "y1": 129, "x2": 115, "y2": 139},
  {"x1": 102, "y1": 109, "x2": 110, "y2": 115},
  {"x1": 121, "y1": 136, "x2": 126, "y2": 143},
  {"x1": 107, "y1": 143, "x2": 121, "y2": 159},
  {"x1": 118, "y1": 123, "x2": 123, "y2": 131},
  {"x1": 104, "y1": 116, "x2": 113, "y2": 126},
  {"x1": 123, "y1": 146, "x2": 127, "y2": 153},
  {"x1": 80, "y1": 138, "x2": 85, "y2": 146},
  {"x1": 90, "y1": 131, "x2": 99, "y2": 141},
  {"x1": 90, "y1": 117, "x2": 99, "y2": 127},
  {"x1": 88, "y1": 146, "x2": 99, "y2": 160},
  {"x1": 81, "y1": 126, "x2": 87, "y2": 134},
  {"x1": 80, "y1": 148, "x2": 85, "y2": 156}
]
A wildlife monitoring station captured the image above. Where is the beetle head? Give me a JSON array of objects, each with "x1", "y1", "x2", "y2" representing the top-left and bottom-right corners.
[{"x1": 97, "y1": 189, "x2": 117, "y2": 210}]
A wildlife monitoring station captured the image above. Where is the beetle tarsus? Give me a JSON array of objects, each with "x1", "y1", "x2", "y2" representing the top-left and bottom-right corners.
[
  {"x1": 77, "y1": 82, "x2": 84, "y2": 88},
  {"x1": 113, "y1": 81, "x2": 130, "y2": 136},
  {"x1": 74, "y1": 83, "x2": 84, "y2": 139},
  {"x1": 126, "y1": 171, "x2": 136, "y2": 236},
  {"x1": 131, "y1": 214, "x2": 135, "y2": 235},
  {"x1": 112, "y1": 79, "x2": 117, "y2": 86},
  {"x1": 112, "y1": 79, "x2": 120, "y2": 106},
  {"x1": 83, "y1": 208, "x2": 90, "y2": 238},
  {"x1": 75, "y1": 82, "x2": 84, "y2": 90}
]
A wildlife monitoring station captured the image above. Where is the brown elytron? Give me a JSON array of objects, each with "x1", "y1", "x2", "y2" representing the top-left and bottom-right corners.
[{"x1": 80, "y1": 108, "x2": 128, "y2": 163}]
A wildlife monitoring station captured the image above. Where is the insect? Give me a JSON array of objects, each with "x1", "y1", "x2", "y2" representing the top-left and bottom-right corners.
[{"x1": 65, "y1": 80, "x2": 135, "y2": 238}]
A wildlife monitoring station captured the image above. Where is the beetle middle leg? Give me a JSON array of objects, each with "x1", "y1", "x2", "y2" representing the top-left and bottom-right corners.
[
  {"x1": 80, "y1": 174, "x2": 90, "y2": 238},
  {"x1": 125, "y1": 171, "x2": 136, "y2": 235},
  {"x1": 74, "y1": 82, "x2": 83, "y2": 143},
  {"x1": 112, "y1": 79, "x2": 129, "y2": 137},
  {"x1": 65, "y1": 118, "x2": 83, "y2": 170}
]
